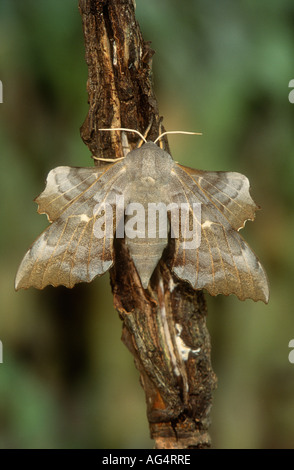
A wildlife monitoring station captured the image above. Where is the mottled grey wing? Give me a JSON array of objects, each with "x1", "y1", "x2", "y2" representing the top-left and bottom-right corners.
[
  {"x1": 170, "y1": 164, "x2": 269, "y2": 303},
  {"x1": 15, "y1": 162, "x2": 127, "y2": 290}
]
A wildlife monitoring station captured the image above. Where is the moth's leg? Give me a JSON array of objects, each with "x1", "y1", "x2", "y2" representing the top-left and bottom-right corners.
[
  {"x1": 92, "y1": 129, "x2": 130, "y2": 161},
  {"x1": 122, "y1": 125, "x2": 148, "y2": 155},
  {"x1": 121, "y1": 130, "x2": 131, "y2": 157},
  {"x1": 92, "y1": 127, "x2": 139, "y2": 161},
  {"x1": 158, "y1": 121, "x2": 165, "y2": 150},
  {"x1": 136, "y1": 118, "x2": 153, "y2": 148}
]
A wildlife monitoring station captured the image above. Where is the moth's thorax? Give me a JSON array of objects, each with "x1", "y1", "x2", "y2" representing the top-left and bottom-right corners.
[{"x1": 125, "y1": 141, "x2": 174, "y2": 183}]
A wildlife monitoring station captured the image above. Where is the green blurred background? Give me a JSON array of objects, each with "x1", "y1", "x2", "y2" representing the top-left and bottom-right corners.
[{"x1": 0, "y1": 0, "x2": 294, "y2": 449}]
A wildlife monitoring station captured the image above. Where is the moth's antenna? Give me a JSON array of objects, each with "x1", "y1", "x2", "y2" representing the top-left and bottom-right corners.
[
  {"x1": 99, "y1": 128, "x2": 147, "y2": 143},
  {"x1": 154, "y1": 131, "x2": 202, "y2": 144}
]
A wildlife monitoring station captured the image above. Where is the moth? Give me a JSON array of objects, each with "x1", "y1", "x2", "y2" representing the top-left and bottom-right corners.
[{"x1": 15, "y1": 128, "x2": 269, "y2": 303}]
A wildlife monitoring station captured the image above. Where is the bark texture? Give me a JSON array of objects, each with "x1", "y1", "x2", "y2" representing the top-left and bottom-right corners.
[{"x1": 79, "y1": 0, "x2": 217, "y2": 448}]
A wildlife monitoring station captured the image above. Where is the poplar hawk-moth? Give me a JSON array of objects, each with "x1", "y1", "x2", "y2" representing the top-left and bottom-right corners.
[{"x1": 15, "y1": 132, "x2": 269, "y2": 303}]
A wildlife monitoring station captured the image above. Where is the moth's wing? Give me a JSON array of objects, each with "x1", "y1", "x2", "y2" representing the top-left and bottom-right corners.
[
  {"x1": 35, "y1": 165, "x2": 114, "y2": 222},
  {"x1": 177, "y1": 166, "x2": 259, "y2": 230},
  {"x1": 15, "y1": 162, "x2": 127, "y2": 290},
  {"x1": 170, "y1": 164, "x2": 269, "y2": 303}
]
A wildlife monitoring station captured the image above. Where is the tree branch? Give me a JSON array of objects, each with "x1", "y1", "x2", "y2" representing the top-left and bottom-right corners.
[{"x1": 79, "y1": 0, "x2": 216, "y2": 449}]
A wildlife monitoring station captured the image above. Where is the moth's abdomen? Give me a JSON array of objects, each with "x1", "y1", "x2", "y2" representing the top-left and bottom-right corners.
[
  {"x1": 123, "y1": 185, "x2": 170, "y2": 288},
  {"x1": 126, "y1": 236, "x2": 168, "y2": 288}
]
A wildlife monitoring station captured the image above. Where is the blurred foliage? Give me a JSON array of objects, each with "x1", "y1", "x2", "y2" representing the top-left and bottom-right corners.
[{"x1": 0, "y1": 0, "x2": 294, "y2": 449}]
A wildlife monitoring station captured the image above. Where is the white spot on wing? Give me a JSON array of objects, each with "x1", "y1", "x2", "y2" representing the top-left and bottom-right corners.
[
  {"x1": 202, "y1": 220, "x2": 214, "y2": 229},
  {"x1": 79, "y1": 214, "x2": 90, "y2": 223}
]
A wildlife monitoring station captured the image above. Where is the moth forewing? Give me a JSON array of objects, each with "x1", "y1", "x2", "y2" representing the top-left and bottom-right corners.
[
  {"x1": 178, "y1": 166, "x2": 259, "y2": 231},
  {"x1": 35, "y1": 166, "x2": 107, "y2": 222},
  {"x1": 15, "y1": 161, "x2": 127, "y2": 290}
]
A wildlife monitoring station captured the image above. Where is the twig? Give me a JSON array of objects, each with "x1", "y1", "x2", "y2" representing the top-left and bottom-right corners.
[{"x1": 79, "y1": 0, "x2": 216, "y2": 449}]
